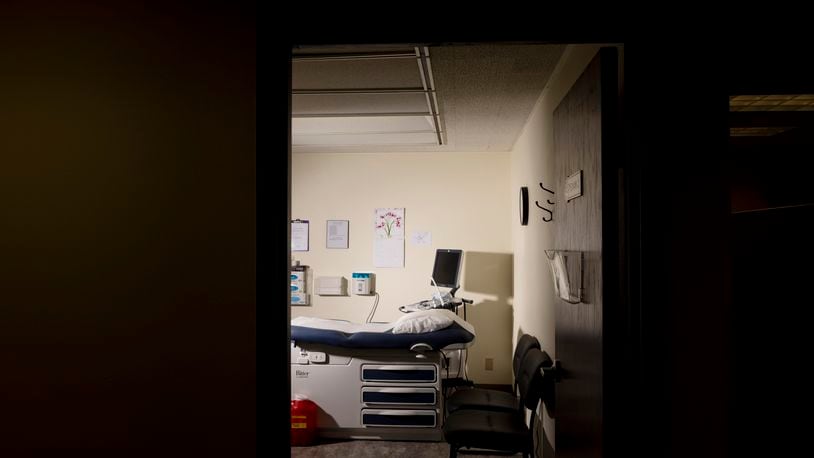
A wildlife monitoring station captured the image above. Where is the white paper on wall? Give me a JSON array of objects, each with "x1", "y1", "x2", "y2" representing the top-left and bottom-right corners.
[
  {"x1": 410, "y1": 231, "x2": 432, "y2": 246},
  {"x1": 326, "y1": 220, "x2": 349, "y2": 249},
  {"x1": 553, "y1": 252, "x2": 571, "y2": 300},
  {"x1": 291, "y1": 220, "x2": 309, "y2": 251}
]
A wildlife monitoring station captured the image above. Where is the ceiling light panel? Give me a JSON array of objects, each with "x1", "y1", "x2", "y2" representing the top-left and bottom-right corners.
[
  {"x1": 292, "y1": 45, "x2": 415, "y2": 55},
  {"x1": 729, "y1": 126, "x2": 793, "y2": 136},
  {"x1": 292, "y1": 116, "x2": 435, "y2": 135},
  {"x1": 292, "y1": 132, "x2": 440, "y2": 146},
  {"x1": 292, "y1": 59, "x2": 423, "y2": 90},
  {"x1": 292, "y1": 93, "x2": 430, "y2": 116},
  {"x1": 291, "y1": 45, "x2": 444, "y2": 148},
  {"x1": 730, "y1": 94, "x2": 814, "y2": 111},
  {"x1": 292, "y1": 116, "x2": 438, "y2": 147}
]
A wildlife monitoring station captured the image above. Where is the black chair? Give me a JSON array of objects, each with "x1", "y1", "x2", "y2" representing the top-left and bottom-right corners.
[
  {"x1": 445, "y1": 333, "x2": 540, "y2": 414},
  {"x1": 443, "y1": 347, "x2": 552, "y2": 458}
]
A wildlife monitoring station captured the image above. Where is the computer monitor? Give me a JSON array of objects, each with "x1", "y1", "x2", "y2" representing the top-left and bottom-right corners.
[{"x1": 431, "y1": 249, "x2": 463, "y2": 290}]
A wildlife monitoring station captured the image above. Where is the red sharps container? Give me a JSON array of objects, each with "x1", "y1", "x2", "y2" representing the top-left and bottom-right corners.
[{"x1": 291, "y1": 396, "x2": 318, "y2": 446}]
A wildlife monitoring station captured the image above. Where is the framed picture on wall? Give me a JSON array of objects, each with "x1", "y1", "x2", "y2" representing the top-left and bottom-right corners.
[{"x1": 326, "y1": 220, "x2": 349, "y2": 249}]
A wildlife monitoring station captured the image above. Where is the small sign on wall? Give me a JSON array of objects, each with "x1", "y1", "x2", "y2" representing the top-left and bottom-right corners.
[
  {"x1": 410, "y1": 231, "x2": 432, "y2": 246},
  {"x1": 326, "y1": 220, "x2": 349, "y2": 249},
  {"x1": 565, "y1": 170, "x2": 583, "y2": 201},
  {"x1": 291, "y1": 219, "x2": 309, "y2": 251}
]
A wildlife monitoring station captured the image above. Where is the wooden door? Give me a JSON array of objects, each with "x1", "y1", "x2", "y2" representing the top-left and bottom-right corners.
[{"x1": 552, "y1": 47, "x2": 621, "y2": 458}]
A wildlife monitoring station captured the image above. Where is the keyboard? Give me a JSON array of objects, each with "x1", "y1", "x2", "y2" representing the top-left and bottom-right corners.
[
  {"x1": 399, "y1": 301, "x2": 433, "y2": 313},
  {"x1": 399, "y1": 299, "x2": 463, "y2": 313}
]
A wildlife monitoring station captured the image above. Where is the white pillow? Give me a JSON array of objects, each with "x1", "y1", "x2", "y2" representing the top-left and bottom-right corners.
[{"x1": 391, "y1": 309, "x2": 454, "y2": 334}]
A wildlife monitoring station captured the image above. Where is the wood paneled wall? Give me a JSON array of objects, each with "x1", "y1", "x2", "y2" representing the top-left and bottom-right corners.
[{"x1": 551, "y1": 49, "x2": 608, "y2": 457}]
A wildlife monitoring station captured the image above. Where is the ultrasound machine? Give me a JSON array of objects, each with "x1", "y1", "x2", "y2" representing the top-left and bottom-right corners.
[{"x1": 399, "y1": 249, "x2": 473, "y2": 317}]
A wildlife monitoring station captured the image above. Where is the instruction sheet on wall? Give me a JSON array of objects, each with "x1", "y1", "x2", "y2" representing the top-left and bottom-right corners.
[
  {"x1": 291, "y1": 219, "x2": 309, "y2": 251},
  {"x1": 373, "y1": 208, "x2": 404, "y2": 267},
  {"x1": 326, "y1": 220, "x2": 349, "y2": 249}
]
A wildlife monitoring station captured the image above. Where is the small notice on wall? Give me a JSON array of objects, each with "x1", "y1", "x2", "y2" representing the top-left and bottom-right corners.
[
  {"x1": 565, "y1": 170, "x2": 583, "y2": 201},
  {"x1": 291, "y1": 219, "x2": 309, "y2": 251},
  {"x1": 326, "y1": 220, "x2": 349, "y2": 249},
  {"x1": 374, "y1": 208, "x2": 405, "y2": 267},
  {"x1": 411, "y1": 231, "x2": 432, "y2": 246}
]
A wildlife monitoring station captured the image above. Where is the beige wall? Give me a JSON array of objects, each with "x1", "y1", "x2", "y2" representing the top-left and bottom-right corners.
[
  {"x1": 291, "y1": 151, "x2": 513, "y2": 384},
  {"x1": 509, "y1": 44, "x2": 601, "y2": 452}
]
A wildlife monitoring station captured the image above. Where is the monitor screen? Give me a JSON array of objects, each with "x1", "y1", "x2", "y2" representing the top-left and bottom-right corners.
[{"x1": 431, "y1": 249, "x2": 463, "y2": 288}]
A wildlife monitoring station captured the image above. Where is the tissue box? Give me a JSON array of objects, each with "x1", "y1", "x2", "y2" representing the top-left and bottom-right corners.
[
  {"x1": 290, "y1": 283, "x2": 306, "y2": 293},
  {"x1": 291, "y1": 292, "x2": 309, "y2": 305}
]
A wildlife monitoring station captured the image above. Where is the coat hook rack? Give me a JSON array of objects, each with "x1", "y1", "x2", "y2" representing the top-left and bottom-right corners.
[{"x1": 535, "y1": 181, "x2": 555, "y2": 222}]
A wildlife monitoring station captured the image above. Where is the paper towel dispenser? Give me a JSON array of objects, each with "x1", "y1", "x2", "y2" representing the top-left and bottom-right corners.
[{"x1": 315, "y1": 276, "x2": 348, "y2": 296}]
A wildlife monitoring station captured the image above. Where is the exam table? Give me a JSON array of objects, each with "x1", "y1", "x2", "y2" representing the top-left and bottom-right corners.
[{"x1": 290, "y1": 310, "x2": 475, "y2": 441}]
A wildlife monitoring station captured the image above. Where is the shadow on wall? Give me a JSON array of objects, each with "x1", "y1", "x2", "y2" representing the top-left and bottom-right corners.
[
  {"x1": 462, "y1": 252, "x2": 514, "y2": 381},
  {"x1": 463, "y1": 251, "x2": 514, "y2": 298}
]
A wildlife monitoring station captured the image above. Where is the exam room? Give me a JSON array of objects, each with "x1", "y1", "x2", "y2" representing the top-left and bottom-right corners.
[{"x1": 289, "y1": 42, "x2": 609, "y2": 455}]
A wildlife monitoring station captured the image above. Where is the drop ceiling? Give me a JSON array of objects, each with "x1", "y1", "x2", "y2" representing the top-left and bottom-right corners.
[
  {"x1": 291, "y1": 43, "x2": 566, "y2": 153},
  {"x1": 729, "y1": 94, "x2": 814, "y2": 138}
]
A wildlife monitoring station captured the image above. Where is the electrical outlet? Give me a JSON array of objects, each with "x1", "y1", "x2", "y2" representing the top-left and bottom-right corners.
[{"x1": 485, "y1": 358, "x2": 494, "y2": 371}]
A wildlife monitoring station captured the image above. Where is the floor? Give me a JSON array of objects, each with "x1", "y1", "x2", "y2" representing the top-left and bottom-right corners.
[
  {"x1": 291, "y1": 439, "x2": 517, "y2": 457},
  {"x1": 291, "y1": 386, "x2": 520, "y2": 457}
]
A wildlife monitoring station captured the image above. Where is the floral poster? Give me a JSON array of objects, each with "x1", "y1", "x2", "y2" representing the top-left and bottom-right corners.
[{"x1": 373, "y1": 208, "x2": 405, "y2": 267}]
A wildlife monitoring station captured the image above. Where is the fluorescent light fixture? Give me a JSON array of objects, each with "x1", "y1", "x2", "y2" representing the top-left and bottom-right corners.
[
  {"x1": 292, "y1": 116, "x2": 435, "y2": 135},
  {"x1": 293, "y1": 132, "x2": 440, "y2": 146},
  {"x1": 729, "y1": 126, "x2": 794, "y2": 137},
  {"x1": 730, "y1": 94, "x2": 814, "y2": 111},
  {"x1": 291, "y1": 46, "x2": 443, "y2": 149},
  {"x1": 292, "y1": 116, "x2": 439, "y2": 146}
]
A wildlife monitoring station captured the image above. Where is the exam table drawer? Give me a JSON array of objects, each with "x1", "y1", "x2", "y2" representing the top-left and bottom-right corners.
[
  {"x1": 361, "y1": 409, "x2": 436, "y2": 428},
  {"x1": 361, "y1": 387, "x2": 436, "y2": 406},
  {"x1": 361, "y1": 364, "x2": 437, "y2": 383}
]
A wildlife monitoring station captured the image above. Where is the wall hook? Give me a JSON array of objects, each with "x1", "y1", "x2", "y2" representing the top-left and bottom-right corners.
[
  {"x1": 534, "y1": 202, "x2": 553, "y2": 222},
  {"x1": 539, "y1": 182, "x2": 555, "y2": 194}
]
